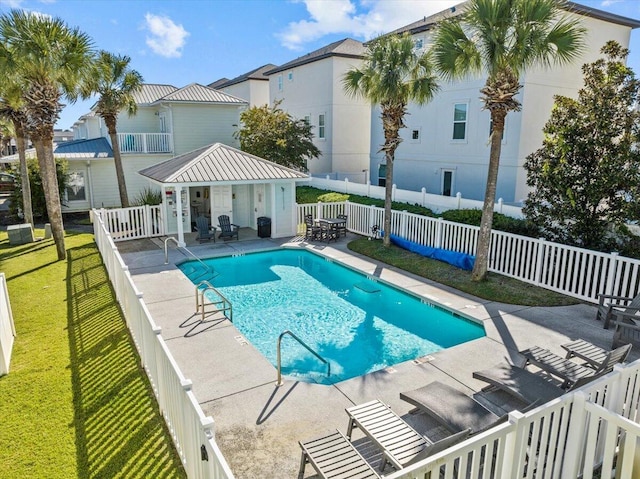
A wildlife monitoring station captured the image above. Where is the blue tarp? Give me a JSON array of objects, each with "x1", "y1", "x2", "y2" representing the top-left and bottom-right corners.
[{"x1": 390, "y1": 234, "x2": 475, "y2": 271}]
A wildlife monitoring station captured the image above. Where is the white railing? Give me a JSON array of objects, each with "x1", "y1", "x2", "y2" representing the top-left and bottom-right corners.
[
  {"x1": 0, "y1": 272, "x2": 16, "y2": 376},
  {"x1": 92, "y1": 211, "x2": 234, "y2": 479},
  {"x1": 385, "y1": 359, "x2": 640, "y2": 479},
  {"x1": 95, "y1": 205, "x2": 164, "y2": 242},
  {"x1": 117, "y1": 132, "x2": 173, "y2": 154},
  {"x1": 297, "y1": 201, "x2": 640, "y2": 303},
  {"x1": 306, "y1": 176, "x2": 524, "y2": 218}
]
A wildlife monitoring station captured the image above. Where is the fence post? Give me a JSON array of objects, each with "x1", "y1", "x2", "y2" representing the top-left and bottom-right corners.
[
  {"x1": 561, "y1": 392, "x2": 588, "y2": 478},
  {"x1": 604, "y1": 252, "x2": 619, "y2": 297},
  {"x1": 534, "y1": 237, "x2": 546, "y2": 286},
  {"x1": 498, "y1": 198, "x2": 503, "y2": 213},
  {"x1": 369, "y1": 204, "x2": 376, "y2": 234},
  {"x1": 421, "y1": 187, "x2": 426, "y2": 207},
  {"x1": 435, "y1": 217, "x2": 444, "y2": 249},
  {"x1": 344, "y1": 178, "x2": 349, "y2": 194},
  {"x1": 401, "y1": 211, "x2": 408, "y2": 238},
  {"x1": 317, "y1": 201, "x2": 323, "y2": 220},
  {"x1": 500, "y1": 410, "x2": 525, "y2": 478},
  {"x1": 456, "y1": 192, "x2": 461, "y2": 209},
  {"x1": 144, "y1": 204, "x2": 151, "y2": 237},
  {"x1": 367, "y1": 180, "x2": 371, "y2": 197},
  {"x1": 392, "y1": 183, "x2": 396, "y2": 202}
]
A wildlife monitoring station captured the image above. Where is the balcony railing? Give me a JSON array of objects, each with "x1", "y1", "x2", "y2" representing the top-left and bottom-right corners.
[{"x1": 117, "y1": 133, "x2": 173, "y2": 154}]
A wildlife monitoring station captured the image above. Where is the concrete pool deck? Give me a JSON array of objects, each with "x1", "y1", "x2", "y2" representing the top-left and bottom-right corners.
[{"x1": 116, "y1": 233, "x2": 637, "y2": 478}]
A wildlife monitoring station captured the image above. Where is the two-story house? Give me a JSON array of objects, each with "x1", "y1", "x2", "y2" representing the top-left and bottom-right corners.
[
  {"x1": 60, "y1": 82, "x2": 247, "y2": 219},
  {"x1": 266, "y1": 38, "x2": 371, "y2": 182},
  {"x1": 209, "y1": 64, "x2": 276, "y2": 107},
  {"x1": 370, "y1": 1, "x2": 640, "y2": 203}
]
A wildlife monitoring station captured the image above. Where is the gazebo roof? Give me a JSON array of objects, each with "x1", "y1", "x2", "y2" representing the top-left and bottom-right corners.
[{"x1": 138, "y1": 142, "x2": 309, "y2": 184}]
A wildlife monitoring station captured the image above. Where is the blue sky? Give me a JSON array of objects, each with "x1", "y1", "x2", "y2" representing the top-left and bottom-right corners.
[{"x1": 0, "y1": 0, "x2": 638, "y2": 129}]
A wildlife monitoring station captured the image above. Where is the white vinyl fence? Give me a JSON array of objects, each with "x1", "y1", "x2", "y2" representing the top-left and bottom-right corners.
[
  {"x1": 385, "y1": 360, "x2": 640, "y2": 479},
  {"x1": 93, "y1": 211, "x2": 234, "y2": 479},
  {"x1": 94, "y1": 205, "x2": 164, "y2": 242},
  {"x1": 298, "y1": 201, "x2": 640, "y2": 303},
  {"x1": 0, "y1": 272, "x2": 16, "y2": 376},
  {"x1": 307, "y1": 176, "x2": 524, "y2": 218}
]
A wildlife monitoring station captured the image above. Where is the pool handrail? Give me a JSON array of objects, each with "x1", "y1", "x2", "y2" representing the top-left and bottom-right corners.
[
  {"x1": 196, "y1": 280, "x2": 233, "y2": 322},
  {"x1": 164, "y1": 237, "x2": 219, "y2": 279},
  {"x1": 276, "y1": 330, "x2": 330, "y2": 386}
]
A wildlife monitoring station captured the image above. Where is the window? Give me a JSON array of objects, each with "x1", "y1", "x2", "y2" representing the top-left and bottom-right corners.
[
  {"x1": 378, "y1": 164, "x2": 386, "y2": 187},
  {"x1": 277, "y1": 74, "x2": 283, "y2": 91},
  {"x1": 410, "y1": 128, "x2": 421, "y2": 143},
  {"x1": 452, "y1": 103, "x2": 467, "y2": 140},
  {"x1": 287, "y1": 71, "x2": 294, "y2": 81},
  {"x1": 414, "y1": 38, "x2": 424, "y2": 50},
  {"x1": 66, "y1": 171, "x2": 86, "y2": 202},
  {"x1": 318, "y1": 114, "x2": 325, "y2": 139},
  {"x1": 304, "y1": 115, "x2": 310, "y2": 125}
]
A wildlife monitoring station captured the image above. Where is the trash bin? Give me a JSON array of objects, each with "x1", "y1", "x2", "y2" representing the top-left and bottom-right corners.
[{"x1": 257, "y1": 216, "x2": 271, "y2": 238}]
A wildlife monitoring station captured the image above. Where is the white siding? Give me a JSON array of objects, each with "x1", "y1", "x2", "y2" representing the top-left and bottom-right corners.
[
  {"x1": 222, "y1": 80, "x2": 269, "y2": 107},
  {"x1": 170, "y1": 104, "x2": 241, "y2": 155},
  {"x1": 115, "y1": 107, "x2": 161, "y2": 134}
]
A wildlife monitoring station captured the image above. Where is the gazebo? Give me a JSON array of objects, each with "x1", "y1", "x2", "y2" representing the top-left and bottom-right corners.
[{"x1": 138, "y1": 143, "x2": 309, "y2": 245}]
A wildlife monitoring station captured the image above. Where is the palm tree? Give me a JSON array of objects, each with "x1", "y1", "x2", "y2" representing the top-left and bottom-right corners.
[
  {"x1": 91, "y1": 51, "x2": 143, "y2": 208},
  {"x1": 344, "y1": 33, "x2": 439, "y2": 247},
  {"x1": 433, "y1": 0, "x2": 585, "y2": 281},
  {"x1": 0, "y1": 80, "x2": 34, "y2": 227},
  {"x1": 0, "y1": 10, "x2": 94, "y2": 260}
]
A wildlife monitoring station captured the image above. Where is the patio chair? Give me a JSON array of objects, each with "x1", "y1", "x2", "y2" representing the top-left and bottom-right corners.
[
  {"x1": 519, "y1": 343, "x2": 631, "y2": 387},
  {"x1": 596, "y1": 292, "x2": 640, "y2": 329},
  {"x1": 319, "y1": 220, "x2": 338, "y2": 243},
  {"x1": 561, "y1": 339, "x2": 612, "y2": 368},
  {"x1": 217, "y1": 215, "x2": 239, "y2": 241},
  {"x1": 473, "y1": 363, "x2": 571, "y2": 405},
  {"x1": 400, "y1": 381, "x2": 508, "y2": 435},
  {"x1": 304, "y1": 214, "x2": 321, "y2": 241},
  {"x1": 298, "y1": 430, "x2": 380, "y2": 479},
  {"x1": 612, "y1": 315, "x2": 640, "y2": 349},
  {"x1": 336, "y1": 214, "x2": 348, "y2": 237},
  {"x1": 345, "y1": 399, "x2": 470, "y2": 471},
  {"x1": 195, "y1": 215, "x2": 215, "y2": 243}
]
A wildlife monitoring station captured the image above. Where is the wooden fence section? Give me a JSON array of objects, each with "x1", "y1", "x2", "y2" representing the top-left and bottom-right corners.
[
  {"x1": 298, "y1": 201, "x2": 640, "y2": 303},
  {"x1": 94, "y1": 205, "x2": 164, "y2": 242},
  {"x1": 93, "y1": 212, "x2": 234, "y2": 479}
]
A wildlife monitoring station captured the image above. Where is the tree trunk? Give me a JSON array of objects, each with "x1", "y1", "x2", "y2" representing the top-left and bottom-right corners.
[
  {"x1": 33, "y1": 138, "x2": 66, "y2": 260},
  {"x1": 383, "y1": 152, "x2": 393, "y2": 247},
  {"x1": 380, "y1": 102, "x2": 406, "y2": 247},
  {"x1": 106, "y1": 117, "x2": 129, "y2": 208},
  {"x1": 15, "y1": 128, "x2": 33, "y2": 227},
  {"x1": 471, "y1": 110, "x2": 506, "y2": 281}
]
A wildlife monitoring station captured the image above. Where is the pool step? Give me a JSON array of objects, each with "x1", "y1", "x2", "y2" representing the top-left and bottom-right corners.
[{"x1": 353, "y1": 282, "x2": 381, "y2": 293}]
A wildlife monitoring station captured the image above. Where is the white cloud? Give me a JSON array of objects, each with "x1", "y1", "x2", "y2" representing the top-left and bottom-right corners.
[
  {"x1": 144, "y1": 13, "x2": 189, "y2": 58},
  {"x1": 0, "y1": 0, "x2": 25, "y2": 8},
  {"x1": 277, "y1": 0, "x2": 459, "y2": 50}
]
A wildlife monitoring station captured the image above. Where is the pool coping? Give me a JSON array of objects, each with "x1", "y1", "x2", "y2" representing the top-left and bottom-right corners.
[{"x1": 116, "y1": 235, "x2": 627, "y2": 479}]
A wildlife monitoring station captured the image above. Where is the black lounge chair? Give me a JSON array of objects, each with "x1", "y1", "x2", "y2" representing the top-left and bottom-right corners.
[
  {"x1": 400, "y1": 381, "x2": 508, "y2": 435},
  {"x1": 195, "y1": 215, "x2": 215, "y2": 243},
  {"x1": 217, "y1": 215, "x2": 239, "y2": 241},
  {"x1": 596, "y1": 292, "x2": 640, "y2": 329}
]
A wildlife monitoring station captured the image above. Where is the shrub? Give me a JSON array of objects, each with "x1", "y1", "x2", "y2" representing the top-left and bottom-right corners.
[
  {"x1": 441, "y1": 209, "x2": 540, "y2": 237},
  {"x1": 132, "y1": 187, "x2": 162, "y2": 206},
  {"x1": 10, "y1": 158, "x2": 68, "y2": 221}
]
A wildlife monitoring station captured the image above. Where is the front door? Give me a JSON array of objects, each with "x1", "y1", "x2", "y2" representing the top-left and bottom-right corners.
[
  {"x1": 442, "y1": 170, "x2": 454, "y2": 197},
  {"x1": 211, "y1": 185, "x2": 233, "y2": 224}
]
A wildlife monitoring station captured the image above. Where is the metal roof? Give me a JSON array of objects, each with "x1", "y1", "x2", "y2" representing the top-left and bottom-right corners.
[
  {"x1": 54, "y1": 138, "x2": 113, "y2": 158},
  {"x1": 132, "y1": 84, "x2": 178, "y2": 105},
  {"x1": 208, "y1": 77, "x2": 230, "y2": 89},
  {"x1": 154, "y1": 83, "x2": 247, "y2": 104},
  {"x1": 215, "y1": 64, "x2": 278, "y2": 88},
  {"x1": 138, "y1": 143, "x2": 309, "y2": 184},
  {"x1": 267, "y1": 38, "x2": 364, "y2": 75}
]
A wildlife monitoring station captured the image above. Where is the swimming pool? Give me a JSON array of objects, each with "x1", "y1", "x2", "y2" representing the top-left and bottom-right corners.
[{"x1": 179, "y1": 249, "x2": 485, "y2": 384}]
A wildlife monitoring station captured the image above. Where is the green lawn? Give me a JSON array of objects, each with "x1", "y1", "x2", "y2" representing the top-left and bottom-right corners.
[
  {"x1": 0, "y1": 230, "x2": 186, "y2": 479},
  {"x1": 349, "y1": 237, "x2": 580, "y2": 306}
]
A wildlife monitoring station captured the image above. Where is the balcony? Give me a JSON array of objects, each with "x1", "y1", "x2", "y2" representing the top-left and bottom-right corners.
[{"x1": 117, "y1": 133, "x2": 173, "y2": 154}]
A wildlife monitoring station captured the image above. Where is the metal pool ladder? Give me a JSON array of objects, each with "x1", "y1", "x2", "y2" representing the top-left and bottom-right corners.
[
  {"x1": 276, "y1": 330, "x2": 330, "y2": 386},
  {"x1": 195, "y1": 280, "x2": 232, "y2": 322}
]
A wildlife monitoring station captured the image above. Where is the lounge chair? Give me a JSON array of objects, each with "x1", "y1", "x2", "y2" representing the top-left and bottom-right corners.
[
  {"x1": 561, "y1": 339, "x2": 611, "y2": 368},
  {"x1": 217, "y1": 215, "x2": 239, "y2": 241},
  {"x1": 519, "y1": 343, "x2": 631, "y2": 387},
  {"x1": 345, "y1": 399, "x2": 470, "y2": 471},
  {"x1": 400, "y1": 381, "x2": 508, "y2": 435},
  {"x1": 596, "y1": 292, "x2": 640, "y2": 329},
  {"x1": 195, "y1": 215, "x2": 216, "y2": 243},
  {"x1": 298, "y1": 430, "x2": 380, "y2": 479},
  {"x1": 612, "y1": 315, "x2": 640, "y2": 349}
]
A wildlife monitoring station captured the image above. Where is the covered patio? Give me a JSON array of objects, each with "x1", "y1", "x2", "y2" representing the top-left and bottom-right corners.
[{"x1": 138, "y1": 142, "x2": 309, "y2": 246}]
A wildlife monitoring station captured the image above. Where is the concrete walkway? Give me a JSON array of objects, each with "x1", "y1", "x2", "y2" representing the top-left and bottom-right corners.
[{"x1": 116, "y1": 232, "x2": 633, "y2": 479}]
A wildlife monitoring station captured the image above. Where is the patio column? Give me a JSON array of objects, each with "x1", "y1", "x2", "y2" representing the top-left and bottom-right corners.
[{"x1": 175, "y1": 185, "x2": 186, "y2": 247}]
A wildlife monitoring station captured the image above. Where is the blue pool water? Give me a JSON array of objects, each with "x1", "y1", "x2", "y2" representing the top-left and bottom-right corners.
[{"x1": 179, "y1": 249, "x2": 485, "y2": 384}]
